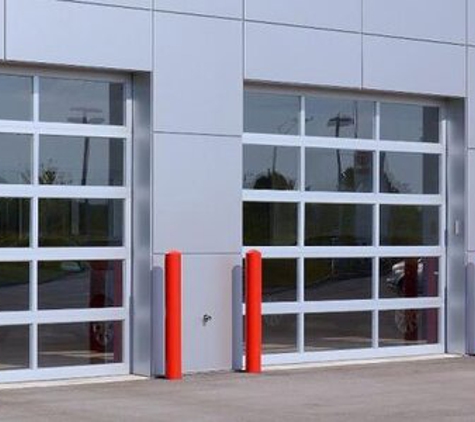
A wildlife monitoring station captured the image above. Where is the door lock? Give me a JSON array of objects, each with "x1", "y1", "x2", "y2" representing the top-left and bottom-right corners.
[{"x1": 203, "y1": 314, "x2": 212, "y2": 325}]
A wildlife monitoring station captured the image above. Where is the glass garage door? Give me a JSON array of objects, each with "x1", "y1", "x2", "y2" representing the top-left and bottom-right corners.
[
  {"x1": 0, "y1": 71, "x2": 131, "y2": 381},
  {"x1": 243, "y1": 89, "x2": 445, "y2": 364}
]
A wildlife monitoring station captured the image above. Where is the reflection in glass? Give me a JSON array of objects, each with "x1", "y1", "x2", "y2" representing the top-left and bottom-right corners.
[
  {"x1": 0, "y1": 134, "x2": 32, "y2": 184},
  {"x1": 38, "y1": 321, "x2": 122, "y2": 367},
  {"x1": 306, "y1": 148, "x2": 373, "y2": 192},
  {"x1": 39, "y1": 136, "x2": 124, "y2": 186},
  {"x1": 0, "y1": 198, "x2": 30, "y2": 247},
  {"x1": 305, "y1": 97, "x2": 374, "y2": 139},
  {"x1": 39, "y1": 199, "x2": 123, "y2": 247},
  {"x1": 244, "y1": 202, "x2": 298, "y2": 246},
  {"x1": 40, "y1": 78, "x2": 124, "y2": 125},
  {"x1": 243, "y1": 145, "x2": 299, "y2": 190},
  {"x1": 305, "y1": 259, "x2": 372, "y2": 301},
  {"x1": 379, "y1": 309, "x2": 438, "y2": 347},
  {"x1": 39, "y1": 261, "x2": 123, "y2": 310},
  {"x1": 244, "y1": 92, "x2": 300, "y2": 135},
  {"x1": 0, "y1": 325, "x2": 29, "y2": 370},
  {"x1": 262, "y1": 259, "x2": 297, "y2": 302},
  {"x1": 263, "y1": 314, "x2": 297, "y2": 354},
  {"x1": 0, "y1": 262, "x2": 29, "y2": 311},
  {"x1": 380, "y1": 103, "x2": 439, "y2": 143},
  {"x1": 305, "y1": 312, "x2": 372, "y2": 351},
  {"x1": 380, "y1": 258, "x2": 439, "y2": 299},
  {"x1": 305, "y1": 204, "x2": 372, "y2": 246},
  {"x1": 380, "y1": 206, "x2": 439, "y2": 246},
  {"x1": 0, "y1": 75, "x2": 32, "y2": 121},
  {"x1": 380, "y1": 152, "x2": 439, "y2": 194}
]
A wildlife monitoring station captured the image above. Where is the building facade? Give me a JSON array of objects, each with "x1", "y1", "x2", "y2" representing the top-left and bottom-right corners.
[{"x1": 0, "y1": 0, "x2": 472, "y2": 382}]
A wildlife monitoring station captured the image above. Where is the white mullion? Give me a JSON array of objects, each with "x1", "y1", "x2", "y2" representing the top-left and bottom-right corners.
[
  {"x1": 372, "y1": 309, "x2": 379, "y2": 349},
  {"x1": 30, "y1": 322, "x2": 38, "y2": 370}
]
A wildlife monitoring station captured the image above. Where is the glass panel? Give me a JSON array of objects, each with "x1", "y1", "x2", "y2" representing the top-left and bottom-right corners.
[
  {"x1": 244, "y1": 202, "x2": 298, "y2": 246},
  {"x1": 263, "y1": 314, "x2": 297, "y2": 354},
  {"x1": 40, "y1": 78, "x2": 124, "y2": 125},
  {"x1": 262, "y1": 259, "x2": 297, "y2": 302},
  {"x1": 40, "y1": 136, "x2": 124, "y2": 186},
  {"x1": 0, "y1": 75, "x2": 33, "y2": 121},
  {"x1": 305, "y1": 259, "x2": 372, "y2": 301},
  {"x1": 380, "y1": 152, "x2": 439, "y2": 194},
  {"x1": 380, "y1": 103, "x2": 439, "y2": 143},
  {"x1": 305, "y1": 312, "x2": 372, "y2": 351},
  {"x1": 38, "y1": 261, "x2": 123, "y2": 310},
  {"x1": 39, "y1": 199, "x2": 123, "y2": 247},
  {"x1": 0, "y1": 134, "x2": 32, "y2": 184},
  {"x1": 38, "y1": 321, "x2": 123, "y2": 367},
  {"x1": 380, "y1": 257, "x2": 439, "y2": 299},
  {"x1": 305, "y1": 204, "x2": 373, "y2": 246},
  {"x1": 0, "y1": 198, "x2": 30, "y2": 247},
  {"x1": 0, "y1": 262, "x2": 29, "y2": 311},
  {"x1": 379, "y1": 309, "x2": 439, "y2": 347},
  {"x1": 380, "y1": 206, "x2": 439, "y2": 246},
  {"x1": 306, "y1": 148, "x2": 373, "y2": 192},
  {"x1": 243, "y1": 145, "x2": 299, "y2": 190},
  {"x1": 0, "y1": 325, "x2": 29, "y2": 370},
  {"x1": 305, "y1": 97, "x2": 374, "y2": 139},
  {"x1": 244, "y1": 92, "x2": 300, "y2": 135}
]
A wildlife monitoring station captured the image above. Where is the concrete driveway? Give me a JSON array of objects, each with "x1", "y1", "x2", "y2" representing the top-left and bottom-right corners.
[{"x1": 1, "y1": 356, "x2": 475, "y2": 421}]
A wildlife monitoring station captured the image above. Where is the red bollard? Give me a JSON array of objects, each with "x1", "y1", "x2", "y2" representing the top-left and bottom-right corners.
[
  {"x1": 246, "y1": 250, "x2": 262, "y2": 373},
  {"x1": 165, "y1": 251, "x2": 182, "y2": 380}
]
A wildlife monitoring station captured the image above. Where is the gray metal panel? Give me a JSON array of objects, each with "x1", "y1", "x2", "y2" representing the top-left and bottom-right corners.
[
  {"x1": 152, "y1": 133, "x2": 242, "y2": 255},
  {"x1": 245, "y1": 0, "x2": 361, "y2": 32},
  {"x1": 61, "y1": 0, "x2": 152, "y2": 8},
  {"x1": 182, "y1": 254, "x2": 239, "y2": 372},
  {"x1": 154, "y1": 0, "x2": 242, "y2": 18},
  {"x1": 245, "y1": 22, "x2": 362, "y2": 88},
  {"x1": 0, "y1": 0, "x2": 4, "y2": 60},
  {"x1": 132, "y1": 73, "x2": 153, "y2": 376},
  {"x1": 468, "y1": 48, "x2": 475, "y2": 149},
  {"x1": 153, "y1": 12, "x2": 243, "y2": 136},
  {"x1": 469, "y1": 1, "x2": 475, "y2": 46},
  {"x1": 6, "y1": 0, "x2": 152, "y2": 70},
  {"x1": 467, "y1": 150, "x2": 475, "y2": 252},
  {"x1": 362, "y1": 35, "x2": 466, "y2": 97},
  {"x1": 363, "y1": 0, "x2": 466, "y2": 44},
  {"x1": 446, "y1": 99, "x2": 466, "y2": 354}
]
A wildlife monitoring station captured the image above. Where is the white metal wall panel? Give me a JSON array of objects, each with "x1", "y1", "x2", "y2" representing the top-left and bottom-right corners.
[
  {"x1": 0, "y1": 0, "x2": 4, "y2": 60},
  {"x1": 363, "y1": 35, "x2": 466, "y2": 97},
  {"x1": 152, "y1": 133, "x2": 242, "y2": 255},
  {"x1": 61, "y1": 0, "x2": 152, "y2": 9},
  {"x1": 363, "y1": 0, "x2": 466, "y2": 44},
  {"x1": 245, "y1": 0, "x2": 361, "y2": 32},
  {"x1": 245, "y1": 22, "x2": 362, "y2": 88},
  {"x1": 468, "y1": 48, "x2": 475, "y2": 148},
  {"x1": 469, "y1": 1, "x2": 475, "y2": 46},
  {"x1": 154, "y1": 12, "x2": 242, "y2": 135},
  {"x1": 154, "y1": 0, "x2": 242, "y2": 19},
  {"x1": 467, "y1": 150, "x2": 475, "y2": 252},
  {"x1": 5, "y1": 0, "x2": 152, "y2": 70}
]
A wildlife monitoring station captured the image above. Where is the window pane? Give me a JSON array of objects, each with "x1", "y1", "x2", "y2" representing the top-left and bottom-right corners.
[
  {"x1": 0, "y1": 325, "x2": 29, "y2": 370},
  {"x1": 305, "y1": 259, "x2": 372, "y2": 301},
  {"x1": 380, "y1": 257, "x2": 439, "y2": 299},
  {"x1": 0, "y1": 75, "x2": 33, "y2": 121},
  {"x1": 243, "y1": 145, "x2": 299, "y2": 190},
  {"x1": 263, "y1": 314, "x2": 297, "y2": 354},
  {"x1": 38, "y1": 321, "x2": 122, "y2": 367},
  {"x1": 305, "y1": 204, "x2": 373, "y2": 246},
  {"x1": 244, "y1": 202, "x2": 298, "y2": 246},
  {"x1": 306, "y1": 148, "x2": 373, "y2": 192},
  {"x1": 380, "y1": 206, "x2": 439, "y2": 246},
  {"x1": 262, "y1": 259, "x2": 297, "y2": 302},
  {"x1": 0, "y1": 134, "x2": 32, "y2": 184},
  {"x1": 244, "y1": 92, "x2": 300, "y2": 135},
  {"x1": 380, "y1": 103, "x2": 439, "y2": 143},
  {"x1": 40, "y1": 78, "x2": 124, "y2": 125},
  {"x1": 379, "y1": 309, "x2": 438, "y2": 347},
  {"x1": 40, "y1": 136, "x2": 124, "y2": 186},
  {"x1": 0, "y1": 262, "x2": 29, "y2": 311},
  {"x1": 305, "y1": 312, "x2": 372, "y2": 351},
  {"x1": 0, "y1": 198, "x2": 30, "y2": 247},
  {"x1": 38, "y1": 261, "x2": 123, "y2": 310},
  {"x1": 305, "y1": 97, "x2": 374, "y2": 139},
  {"x1": 39, "y1": 199, "x2": 123, "y2": 247},
  {"x1": 380, "y1": 152, "x2": 439, "y2": 194}
]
